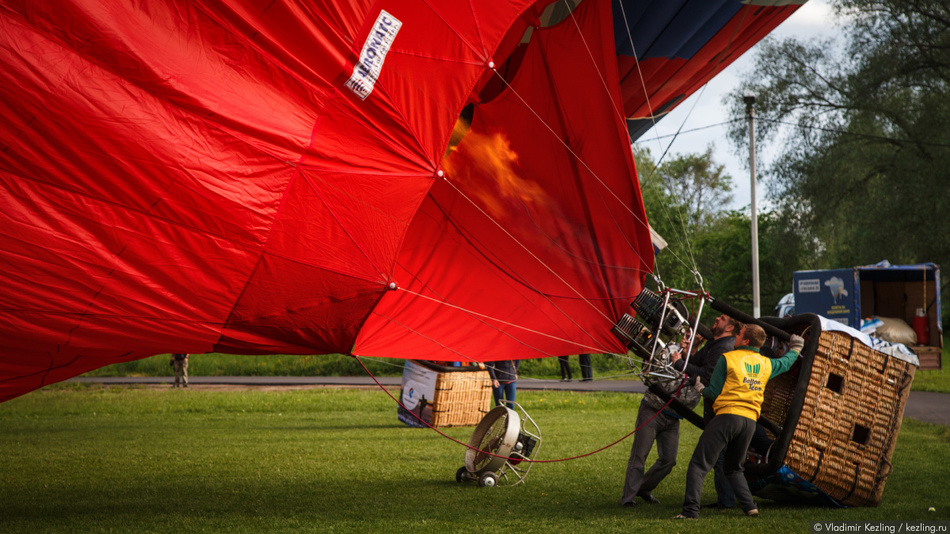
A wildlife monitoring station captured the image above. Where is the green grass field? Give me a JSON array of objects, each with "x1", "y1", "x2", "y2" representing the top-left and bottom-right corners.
[{"x1": 1, "y1": 386, "x2": 947, "y2": 533}]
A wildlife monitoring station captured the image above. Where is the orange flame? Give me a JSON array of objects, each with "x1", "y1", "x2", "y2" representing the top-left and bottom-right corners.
[{"x1": 442, "y1": 117, "x2": 552, "y2": 221}]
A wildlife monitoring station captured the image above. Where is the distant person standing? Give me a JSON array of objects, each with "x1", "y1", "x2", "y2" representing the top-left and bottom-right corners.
[
  {"x1": 487, "y1": 359, "x2": 520, "y2": 407},
  {"x1": 558, "y1": 356, "x2": 573, "y2": 382},
  {"x1": 171, "y1": 353, "x2": 189, "y2": 388},
  {"x1": 579, "y1": 353, "x2": 593, "y2": 381}
]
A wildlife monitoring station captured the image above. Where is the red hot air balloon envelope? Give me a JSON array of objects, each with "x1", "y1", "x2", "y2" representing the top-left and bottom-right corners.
[
  {"x1": 0, "y1": 0, "x2": 803, "y2": 402},
  {"x1": 614, "y1": 0, "x2": 807, "y2": 140}
]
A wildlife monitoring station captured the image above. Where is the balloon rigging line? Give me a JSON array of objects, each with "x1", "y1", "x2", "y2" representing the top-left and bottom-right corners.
[
  {"x1": 620, "y1": 3, "x2": 755, "y2": 287},
  {"x1": 439, "y1": 167, "x2": 651, "y2": 277},
  {"x1": 384, "y1": 287, "x2": 611, "y2": 353},
  {"x1": 366, "y1": 299, "x2": 608, "y2": 373},
  {"x1": 645, "y1": 6, "x2": 752, "y2": 176},
  {"x1": 363, "y1": 288, "x2": 644, "y2": 382},
  {"x1": 563, "y1": 0, "x2": 684, "y2": 284},
  {"x1": 635, "y1": 119, "x2": 745, "y2": 143},
  {"x1": 486, "y1": 71, "x2": 651, "y2": 247},
  {"x1": 420, "y1": 196, "x2": 643, "y2": 298},
  {"x1": 613, "y1": 0, "x2": 716, "y2": 282},
  {"x1": 365, "y1": 309, "x2": 557, "y2": 368},
  {"x1": 354, "y1": 355, "x2": 681, "y2": 464},
  {"x1": 326, "y1": 166, "x2": 623, "y2": 360},
  {"x1": 481, "y1": 67, "x2": 685, "y2": 284},
  {"x1": 561, "y1": 0, "x2": 627, "y2": 125},
  {"x1": 389, "y1": 270, "x2": 606, "y2": 359},
  {"x1": 651, "y1": 6, "x2": 753, "y2": 284},
  {"x1": 442, "y1": 179, "x2": 615, "y2": 325},
  {"x1": 377, "y1": 271, "x2": 625, "y2": 367},
  {"x1": 483, "y1": 9, "x2": 702, "y2": 285},
  {"x1": 401, "y1": 194, "x2": 653, "y2": 358},
  {"x1": 390, "y1": 204, "x2": 609, "y2": 354},
  {"x1": 613, "y1": 0, "x2": 662, "y2": 160}
]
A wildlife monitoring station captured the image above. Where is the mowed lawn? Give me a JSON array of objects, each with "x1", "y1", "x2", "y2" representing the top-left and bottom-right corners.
[{"x1": 1, "y1": 385, "x2": 948, "y2": 533}]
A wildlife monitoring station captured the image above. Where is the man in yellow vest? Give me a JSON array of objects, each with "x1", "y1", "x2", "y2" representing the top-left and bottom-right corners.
[{"x1": 674, "y1": 324, "x2": 804, "y2": 519}]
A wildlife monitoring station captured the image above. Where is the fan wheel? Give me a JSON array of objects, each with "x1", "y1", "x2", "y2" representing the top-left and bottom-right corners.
[{"x1": 478, "y1": 471, "x2": 497, "y2": 487}]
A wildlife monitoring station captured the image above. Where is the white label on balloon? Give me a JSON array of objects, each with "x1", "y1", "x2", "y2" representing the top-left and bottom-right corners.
[{"x1": 344, "y1": 10, "x2": 402, "y2": 100}]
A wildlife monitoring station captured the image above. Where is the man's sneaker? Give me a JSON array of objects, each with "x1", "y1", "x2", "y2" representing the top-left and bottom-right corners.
[
  {"x1": 637, "y1": 492, "x2": 660, "y2": 505},
  {"x1": 673, "y1": 514, "x2": 697, "y2": 519},
  {"x1": 746, "y1": 509, "x2": 759, "y2": 517}
]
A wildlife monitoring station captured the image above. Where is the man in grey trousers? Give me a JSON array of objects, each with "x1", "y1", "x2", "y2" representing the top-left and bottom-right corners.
[{"x1": 621, "y1": 339, "x2": 701, "y2": 508}]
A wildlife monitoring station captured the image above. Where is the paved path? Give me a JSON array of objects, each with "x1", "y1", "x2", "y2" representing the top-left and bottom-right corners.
[{"x1": 71, "y1": 376, "x2": 950, "y2": 427}]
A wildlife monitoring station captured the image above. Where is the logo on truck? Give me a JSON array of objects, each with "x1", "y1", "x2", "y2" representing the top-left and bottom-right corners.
[{"x1": 798, "y1": 279, "x2": 820, "y2": 293}]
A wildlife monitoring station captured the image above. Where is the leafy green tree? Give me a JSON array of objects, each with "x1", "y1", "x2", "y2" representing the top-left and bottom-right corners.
[
  {"x1": 656, "y1": 147, "x2": 733, "y2": 229},
  {"x1": 635, "y1": 145, "x2": 812, "y2": 317},
  {"x1": 634, "y1": 145, "x2": 725, "y2": 293},
  {"x1": 725, "y1": 0, "x2": 950, "y2": 321},
  {"x1": 693, "y1": 210, "x2": 814, "y2": 315}
]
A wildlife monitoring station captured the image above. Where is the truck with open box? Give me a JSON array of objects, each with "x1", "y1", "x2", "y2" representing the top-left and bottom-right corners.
[{"x1": 792, "y1": 261, "x2": 943, "y2": 370}]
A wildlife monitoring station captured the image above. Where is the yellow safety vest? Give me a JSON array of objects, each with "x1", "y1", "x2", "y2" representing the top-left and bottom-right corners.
[{"x1": 712, "y1": 349, "x2": 773, "y2": 421}]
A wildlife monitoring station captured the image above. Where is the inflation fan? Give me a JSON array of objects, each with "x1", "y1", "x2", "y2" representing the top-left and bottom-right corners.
[{"x1": 455, "y1": 403, "x2": 540, "y2": 487}]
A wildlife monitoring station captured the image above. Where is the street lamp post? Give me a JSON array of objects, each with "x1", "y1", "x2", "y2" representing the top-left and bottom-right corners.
[{"x1": 744, "y1": 92, "x2": 760, "y2": 318}]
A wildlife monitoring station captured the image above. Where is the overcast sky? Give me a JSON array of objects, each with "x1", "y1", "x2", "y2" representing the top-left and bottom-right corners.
[{"x1": 633, "y1": 0, "x2": 840, "y2": 212}]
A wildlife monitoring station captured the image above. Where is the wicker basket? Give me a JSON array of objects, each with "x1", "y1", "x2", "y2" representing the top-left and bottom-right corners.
[
  {"x1": 397, "y1": 360, "x2": 492, "y2": 428},
  {"x1": 754, "y1": 315, "x2": 917, "y2": 507},
  {"x1": 429, "y1": 366, "x2": 493, "y2": 427}
]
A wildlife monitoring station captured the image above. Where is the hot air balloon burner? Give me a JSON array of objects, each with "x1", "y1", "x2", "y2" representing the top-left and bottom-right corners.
[
  {"x1": 455, "y1": 403, "x2": 541, "y2": 487},
  {"x1": 612, "y1": 288, "x2": 692, "y2": 363}
]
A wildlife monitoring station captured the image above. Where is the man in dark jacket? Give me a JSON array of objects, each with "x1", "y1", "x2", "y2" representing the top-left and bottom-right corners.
[{"x1": 670, "y1": 313, "x2": 741, "y2": 509}]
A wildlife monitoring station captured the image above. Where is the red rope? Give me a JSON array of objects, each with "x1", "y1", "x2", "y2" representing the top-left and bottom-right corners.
[{"x1": 355, "y1": 356, "x2": 683, "y2": 464}]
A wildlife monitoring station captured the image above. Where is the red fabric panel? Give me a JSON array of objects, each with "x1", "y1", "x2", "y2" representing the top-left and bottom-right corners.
[
  {"x1": 355, "y1": 0, "x2": 654, "y2": 362},
  {"x1": 224, "y1": 0, "x2": 536, "y2": 350},
  {"x1": 0, "y1": 0, "x2": 532, "y2": 401}
]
